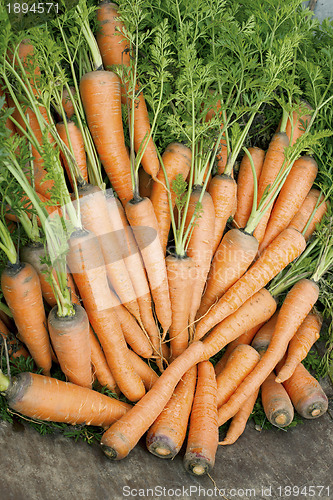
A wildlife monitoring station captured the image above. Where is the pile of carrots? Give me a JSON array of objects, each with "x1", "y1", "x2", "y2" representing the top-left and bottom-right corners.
[{"x1": 0, "y1": 0, "x2": 332, "y2": 478}]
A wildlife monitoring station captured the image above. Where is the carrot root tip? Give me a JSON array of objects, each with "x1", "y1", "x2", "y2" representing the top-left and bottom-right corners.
[
  {"x1": 101, "y1": 444, "x2": 118, "y2": 460},
  {"x1": 184, "y1": 455, "x2": 212, "y2": 476},
  {"x1": 147, "y1": 436, "x2": 178, "y2": 459}
]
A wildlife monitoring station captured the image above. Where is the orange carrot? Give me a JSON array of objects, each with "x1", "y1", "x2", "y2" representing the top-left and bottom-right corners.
[
  {"x1": 67, "y1": 227, "x2": 145, "y2": 402},
  {"x1": 216, "y1": 344, "x2": 260, "y2": 408},
  {"x1": 197, "y1": 228, "x2": 259, "y2": 320},
  {"x1": 1, "y1": 262, "x2": 52, "y2": 375},
  {"x1": 146, "y1": 366, "x2": 197, "y2": 459},
  {"x1": 61, "y1": 86, "x2": 76, "y2": 120},
  {"x1": 261, "y1": 370, "x2": 294, "y2": 427},
  {"x1": 288, "y1": 189, "x2": 328, "y2": 240},
  {"x1": 208, "y1": 174, "x2": 237, "y2": 255},
  {"x1": 275, "y1": 311, "x2": 322, "y2": 383},
  {"x1": 278, "y1": 361, "x2": 328, "y2": 419},
  {"x1": 219, "y1": 389, "x2": 259, "y2": 445},
  {"x1": 125, "y1": 197, "x2": 172, "y2": 336},
  {"x1": 183, "y1": 361, "x2": 218, "y2": 476},
  {"x1": 253, "y1": 132, "x2": 290, "y2": 244},
  {"x1": 1, "y1": 372, "x2": 130, "y2": 426},
  {"x1": 127, "y1": 350, "x2": 159, "y2": 391},
  {"x1": 89, "y1": 328, "x2": 118, "y2": 392},
  {"x1": 217, "y1": 278, "x2": 320, "y2": 426},
  {"x1": 150, "y1": 143, "x2": 192, "y2": 254},
  {"x1": 56, "y1": 120, "x2": 88, "y2": 188},
  {"x1": 138, "y1": 167, "x2": 153, "y2": 198},
  {"x1": 258, "y1": 156, "x2": 318, "y2": 254},
  {"x1": 185, "y1": 188, "x2": 215, "y2": 333},
  {"x1": 251, "y1": 313, "x2": 279, "y2": 356},
  {"x1": 195, "y1": 227, "x2": 306, "y2": 340},
  {"x1": 96, "y1": 1, "x2": 160, "y2": 180},
  {"x1": 234, "y1": 147, "x2": 265, "y2": 229},
  {"x1": 100, "y1": 288, "x2": 276, "y2": 460},
  {"x1": 166, "y1": 255, "x2": 194, "y2": 360},
  {"x1": 48, "y1": 303, "x2": 92, "y2": 389},
  {"x1": 80, "y1": 70, "x2": 133, "y2": 205}
]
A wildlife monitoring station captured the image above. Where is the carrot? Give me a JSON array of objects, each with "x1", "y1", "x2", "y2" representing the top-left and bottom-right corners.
[
  {"x1": 61, "y1": 86, "x2": 76, "y2": 120},
  {"x1": 196, "y1": 228, "x2": 259, "y2": 320},
  {"x1": 78, "y1": 183, "x2": 140, "y2": 321},
  {"x1": 217, "y1": 278, "x2": 320, "y2": 426},
  {"x1": 208, "y1": 174, "x2": 237, "y2": 255},
  {"x1": 79, "y1": 70, "x2": 133, "y2": 205},
  {"x1": 219, "y1": 389, "x2": 259, "y2": 445},
  {"x1": 166, "y1": 255, "x2": 194, "y2": 360},
  {"x1": 195, "y1": 227, "x2": 306, "y2": 340},
  {"x1": 125, "y1": 196, "x2": 172, "y2": 336},
  {"x1": 214, "y1": 324, "x2": 264, "y2": 376},
  {"x1": 251, "y1": 313, "x2": 279, "y2": 355},
  {"x1": 216, "y1": 344, "x2": 260, "y2": 408},
  {"x1": 275, "y1": 311, "x2": 322, "y2": 383},
  {"x1": 288, "y1": 188, "x2": 328, "y2": 240},
  {"x1": 278, "y1": 361, "x2": 328, "y2": 419},
  {"x1": 67, "y1": 227, "x2": 146, "y2": 402},
  {"x1": 146, "y1": 366, "x2": 197, "y2": 459},
  {"x1": 48, "y1": 303, "x2": 92, "y2": 389},
  {"x1": 261, "y1": 370, "x2": 294, "y2": 427},
  {"x1": 258, "y1": 156, "x2": 318, "y2": 254},
  {"x1": 253, "y1": 132, "x2": 290, "y2": 244},
  {"x1": 89, "y1": 328, "x2": 118, "y2": 392},
  {"x1": 127, "y1": 350, "x2": 159, "y2": 391},
  {"x1": 233, "y1": 147, "x2": 265, "y2": 229},
  {"x1": 284, "y1": 101, "x2": 312, "y2": 146},
  {"x1": 100, "y1": 288, "x2": 276, "y2": 460},
  {"x1": 0, "y1": 371, "x2": 131, "y2": 427},
  {"x1": 183, "y1": 361, "x2": 218, "y2": 476},
  {"x1": 150, "y1": 143, "x2": 192, "y2": 254},
  {"x1": 1, "y1": 262, "x2": 52, "y2": 376},
  {"x1": 185, "y1": 187, "x2": 215, "y2": 333},
  {"x1": 138, "y1": 167, "x2": 153, "y2": 198},
  {"x1": 56, "y1": 120, "x2": 88, "y2": 188},
  {"x1": 96, "y1": 1, "x2": 160, "y2": 180},
  {"x1": 0, "y1": 318, "x2": 29, "y2": 360}
]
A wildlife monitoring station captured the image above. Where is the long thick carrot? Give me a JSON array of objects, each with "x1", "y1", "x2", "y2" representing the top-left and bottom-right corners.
[
  {"x1": 96, "y1": 1, "x2": 160, "y2": 180},
  {"x1": 100, "y1": 288, "x2": 276, "y2": 460},
  {"x1": 166, "y1": 255, "x2": 194, "y2": 360},
  {"x1": 216, "y1": 344, "x2": 260, "y2": 408},
  {"x1": 195, "y1": 227, "x2": 306, "y2": 340},
  {"x1": 208, "y1": 174, "x2": 237, "y2": 255},
  {"x1": 150, "y1": 143, "x2": 192, "y2": 254},
  {"x1": 79, "y1": 70, "x2": 133, "y2": 205},
  {"x1": 1, "y1": 262, "x2": 52, "y2": 375},
  {"x1": 125, "y1": 197, "x2": 172, "y2": 336},
  {"x1": 275, "y1": 311, "x2": 322, "y2": 383},
  {"x1": 258, "y1": 156, "x2": 318, "y2": 254},
  {"x1": 233, "y1": 147, "x2": 265, "y2": 229},
  {"x1": 219, "y1": 389, "x2": 259, "y2": 445},
  {"x1": 1, "y1": 372, "x2": 130, "y2": 426},
  {"x1": 56, "y1": 120, "x2": 88, "y2": 188},
  {"x1": 253, "y1": 132, "x2": 290, "y2": 244},
  {"x1": 185, "y1": 187, "x2": 215, "y2": 332},
  {"x1": 146, "y1": 366, "x2": 197, "y2": 459},
  {"x1": 217, "y1": 278, "x2": 320, "y2": 426},
  {"x1": 48, "y1": 303, "x2": 92, "y2": 389},
  {"x1": 278, "y1": 361, "x2": 328, "y2": 419},
  {"x1": 288, "y1": 188, "x2": 328, "y2": 240},
  {"x1": 261, "y1": 371, "x2": 294, "y2": 427},
  {"x1": 183, "y1": 361, "x2": 218, "y2": 476},
  {"x1": 67, "y1": 228, "x2": 145, "y2": 402},
  {"x1": 196, "y1": 228, "x2": 259, "y2": 320}
]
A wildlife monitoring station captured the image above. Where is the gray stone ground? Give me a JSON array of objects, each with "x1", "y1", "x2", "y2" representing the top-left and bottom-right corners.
[{"x1": 1, "y1": 2, "x2": 333, "y2": 500}]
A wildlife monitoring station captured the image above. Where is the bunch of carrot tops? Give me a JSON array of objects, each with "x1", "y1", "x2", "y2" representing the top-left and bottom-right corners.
[{"x1": 0, "y1": 0, "x2": 333, "y2": 477}]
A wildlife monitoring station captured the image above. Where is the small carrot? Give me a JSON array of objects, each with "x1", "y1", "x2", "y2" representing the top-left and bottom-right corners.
[
  {"x1": 219, "y1": 389, "x2": 259, "y2": 445},
  {"x1": 258, "y1": 156, "x2": 318, "y2": 254},
  {"x1": 195, "y1": 227, "x2": 306, "y2": 340},
  {"x1": 216, "y1": 344, "x2": 260, "y2": 408},
  {"x1": 89, "y1": 328, "x2": 118, "y2": 393},
  {"x1": 56, "y1": 120, "x2": 88, "y2": 188},
  {"x1": 146, "y1": 366, "x2": 197, "y2": 459},
  {"x1": 278, "y1": 361, "x2": 328, "y2": 419},
  {"x1": 61, "y1": 86, "x2": 76, "y2": 120},
  {"x1": 288, "y1": 188, "x2": 328, "y2": 240},
  {"x1": 261, "y1": 370, "x2": 294, "y2": 427},
  {"x1": 233, "y1": 147, "x2": 265, "y2": 229},
  {"x1": 0, "y1": 371, "x2": 131, "y2": 427},
  {"x1": 251, "y1": 313, "x2": 279, "y2": 356},
  {"x1": 138, "y1": 167, "x2": 153, "y2": 199},
  {"x1": 275, "y1": 311, "x2": 322, "y2": 383},
  {"x1": 183, "y1": 361, "x2": 218, "y2": 476}
]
